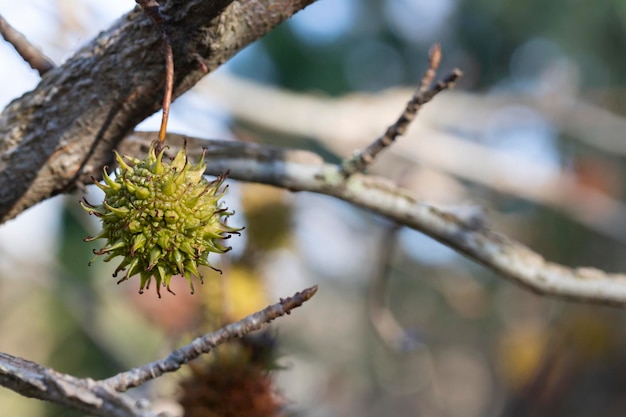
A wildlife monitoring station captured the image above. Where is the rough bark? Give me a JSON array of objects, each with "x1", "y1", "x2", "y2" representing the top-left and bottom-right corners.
[
  {"x1": 0, "y1": 0, "x2": 315, "y2": 223},
  {"x1": 0, "y1": 353, "x2": 153, "y2": 417}
]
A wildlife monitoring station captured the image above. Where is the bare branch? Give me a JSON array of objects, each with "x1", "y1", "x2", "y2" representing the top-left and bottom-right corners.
[
  {"x1": 418, "y1": 43, "x2": 442, "y2": 94},
  {"x1": 0, "y1": 13, "x2": 55, "y2": 76},
  {"x1": 0, "y1": 286, "x2": 317, "y2": 413},
  {"x1": 0, "y1": 0, "x2": 317, "y2": 224},
  {"x1": 368, "y1": 224, "x2": 421, "y2": 352},
  {"x1": 0, "y1": 353, "x2": 155, "y2": 417},
  {"x1": 101, "y1": 285, "x2": 318, "y2": 392},
  {"x1": 122, "y1": 133, "x2": 626, "y2": 307},
  {"x1": 341, "y1": 45, "x2": 462, "y2": 176}
]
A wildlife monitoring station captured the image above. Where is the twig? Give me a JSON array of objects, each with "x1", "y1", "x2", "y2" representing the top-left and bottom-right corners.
[
  {"x1": 418, "y1": 43, "x2": 441, "y2": 94},
  {"x1": 135, "y1": 0, "x2": 174, "y2": 144},
  {"x1": 101, "y1": 285, "x2": 318, "y2": 391},
  {"x1": 368, "y1": 223, "x2": 422, "y2": 352},
  {"x1": 368, "y1": 171, "x2": 424, "y2": 352},
  {"x1": 341, "y1": 45, "x2": 462, "y2": 176},
  {"x1": 0, "y1": 13, "x2": 55, "y2": 76},
  {"x1": 122, "y1": 133, "x2": 626, "y2": 307}
]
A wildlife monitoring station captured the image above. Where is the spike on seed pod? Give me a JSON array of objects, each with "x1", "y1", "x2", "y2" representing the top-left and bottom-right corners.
[{"x1": 81, "y1": 141, "x2": 241, "y2": 297}]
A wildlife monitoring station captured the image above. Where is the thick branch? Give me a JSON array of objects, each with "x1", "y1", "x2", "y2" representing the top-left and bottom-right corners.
[
  {"x1": 121, "y1": 133, "x2": 626, "y2": 306},
  {"x1": 0, "y1": 353, "x2": 154, "y2": 417},
  {"x1": 0, "y1": 0, "x2": 315, "y2": 224}
]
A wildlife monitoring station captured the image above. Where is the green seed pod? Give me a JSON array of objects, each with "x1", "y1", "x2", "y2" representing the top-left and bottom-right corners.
[{"x1": 81, "y1": 142, "x2": 240, "y2": 297}]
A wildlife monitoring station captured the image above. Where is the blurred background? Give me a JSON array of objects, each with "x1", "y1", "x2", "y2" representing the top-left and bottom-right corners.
[{"x1": 2, "y1": 0, "x2": 626, "y2": 416}]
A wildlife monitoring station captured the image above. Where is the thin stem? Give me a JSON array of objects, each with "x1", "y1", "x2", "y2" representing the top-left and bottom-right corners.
[
  {"x1": 135, "y1": 0, "x2": 174, "y2": 144},
  {"x1": 418, "y1": 43, "x2": 441, "y2": 94},
  {"x1": 159, "y1": 38, "x2": 174, "y2": 143}
]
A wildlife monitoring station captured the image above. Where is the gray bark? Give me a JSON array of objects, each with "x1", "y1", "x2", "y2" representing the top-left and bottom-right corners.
[
  {"x1": 0, "y1": 0, "x2": 315, "y2": 223},
  {"x1": 0, "y1": 352, "x2": 154, "y2": 417}
]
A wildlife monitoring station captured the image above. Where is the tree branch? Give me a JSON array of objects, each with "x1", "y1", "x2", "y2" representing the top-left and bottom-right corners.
[
  {"x1": 0, "y1": 352, "x2": 155, "y2": 417},
  {"x1": 341, "y1": 45, "x2": 462, "y2": 176},
  {"x1": 0, "y1": 13, "x2": 55, "y2": 76},
  {"x1": 101, "y1": 285, "x2": 317, "y2": 392},
  {"x1": 0, "y1": 286, "x2": 317, "y2": 415},
  {"x1": 0, "y1": 0, "x2": 316, "y2": 224},
  {"x1": 198, "y1": 74, "x2": 626, "y2": 243},
  {"x1": 121, "y1": 133, "x2": 626, "y2": 307}
]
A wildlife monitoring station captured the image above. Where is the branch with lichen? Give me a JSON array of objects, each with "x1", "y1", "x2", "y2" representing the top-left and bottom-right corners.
[
  {"x1": 123, "y1": 132, "x2": 626, "y2": 307},
  {"x1": 198, "y1": 73, "x2": 626, "y2": 243}
]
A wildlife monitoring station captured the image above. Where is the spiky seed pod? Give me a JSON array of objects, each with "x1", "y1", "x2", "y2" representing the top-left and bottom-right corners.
[
  {"x1": 81, "y1": 142, "x2": 240, "y2": 297},
  {"x1": 179, "y1": 335, "x2": 282, "y2": 417}
]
